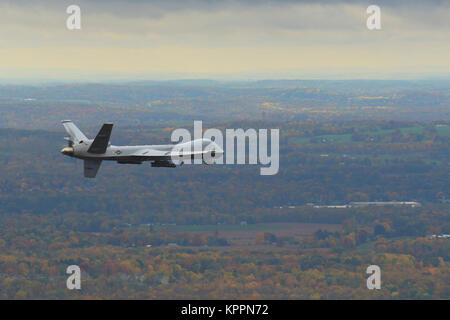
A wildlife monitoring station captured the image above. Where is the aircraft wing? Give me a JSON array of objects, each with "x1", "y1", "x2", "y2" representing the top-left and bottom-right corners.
[
  {"x1": 170, "y1": 150, "x2": 207, "y2": 158},
  {"x1": 129, "y1": 149, "x2": 171, "y2": 159},
  {"x1": 129, "y1": 148, "x2": 207, "y2": 160}
]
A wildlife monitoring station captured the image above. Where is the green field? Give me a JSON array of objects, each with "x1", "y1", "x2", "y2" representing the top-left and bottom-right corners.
[
  {"x1": 154, "y1": 223, "x2": 289, "y2": 232},
  {"x1": 436, "y1": 125, "x2": 450, "y2": 135},
  {"x1": 293, "y1": 124, "x2": 450, "y2": 145}
]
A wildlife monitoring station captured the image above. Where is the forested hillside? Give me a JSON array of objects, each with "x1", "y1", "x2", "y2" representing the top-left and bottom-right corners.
[{"x1": 0, "y1": 119, "x2": 448, "y2": 299}]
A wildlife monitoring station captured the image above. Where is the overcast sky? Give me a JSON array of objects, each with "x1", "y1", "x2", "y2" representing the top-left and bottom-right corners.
[{"x1": 0, "y1": 0, "x2": 449, "y2": 81}]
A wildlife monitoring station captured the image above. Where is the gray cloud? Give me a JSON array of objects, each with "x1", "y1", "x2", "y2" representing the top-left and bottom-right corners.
[
  {"x1": 0, "y1": 0, "x2": 448, "y2": 48},
  {"x1": 5, "y1": 0, "x2": 450, "y2": 13},
  {"x1": 3, "y1": 1, "x2": 449, "y2": 28},
  {"x1": 0, "y1": 0, "x2": 448, "y2": 80}
]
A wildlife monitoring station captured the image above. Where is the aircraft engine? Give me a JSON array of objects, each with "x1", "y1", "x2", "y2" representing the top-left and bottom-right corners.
[
  {"x1": 151, "y1": 160, "x2": 176, "y2": 168},
  {"x1": 117, "y1": 160, "x2": 142, "y2": 164}
]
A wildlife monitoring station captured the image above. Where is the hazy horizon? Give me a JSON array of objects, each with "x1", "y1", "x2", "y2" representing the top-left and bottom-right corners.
[{"x1": 1, "y1": 75, "x2": 450, "y2": 86}]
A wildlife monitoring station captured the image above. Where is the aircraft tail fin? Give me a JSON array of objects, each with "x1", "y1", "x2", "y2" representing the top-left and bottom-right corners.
[
  {"x1": 84, "y1": 159, "x2": 102, "y2": 178},
  {"x1": 62, "y1": 120, "x2": 88, "y2": 143},
  {"x1": 87, "y1": 123, "x2": 113, "y2": 154}
]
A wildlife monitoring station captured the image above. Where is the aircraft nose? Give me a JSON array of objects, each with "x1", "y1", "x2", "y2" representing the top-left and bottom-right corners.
[{"x1": 61, "y1": 147, "x2": 74, "y2": 156}]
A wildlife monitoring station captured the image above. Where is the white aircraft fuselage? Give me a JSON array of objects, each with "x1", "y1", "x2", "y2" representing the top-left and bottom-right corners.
[{"x1": 60, "y1": 120, "x2": 223, "y2": 177}]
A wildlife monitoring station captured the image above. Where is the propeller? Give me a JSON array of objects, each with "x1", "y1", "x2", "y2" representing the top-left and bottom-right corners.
[
  {"x1": 62, "y1": 137, "x2": 76, "y2": 163},
  {"x1": 64, "y1": 137, "x2": 74, "y2": 147}
]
